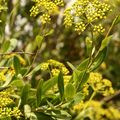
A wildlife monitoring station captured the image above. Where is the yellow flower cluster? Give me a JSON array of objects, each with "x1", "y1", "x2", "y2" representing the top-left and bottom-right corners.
[
  {"x1": 105, "y1": 106, "x2": 120, "y2": 120},
  {"x1": 0, "y1": 88, "x2": 21, "y2": 119},
  {"x1": 0, "y1": 107, "x2": 21, "y2": 119},
  {"x1": 73, "y1": 100, "x2": 120, "y2": 120},
  {"x1": 93, "y1": 24, "x2": 105, "y2": 33},
  {"x1": 73, "y1": 101, "x2": 84, "y2": 111},
  {"x1": 40, "y1": 59, "x2": 69, "y2": 76},
  {"x1": 0, "y1": 72, "x2": 6, "y2": 82},
  {"x1": 0, "y1": 97, "x2": 14, "y2": 107},
  {"x1": 64, "y1": 9, "x2": 73, "y2": 27},
  {"x1": 82, "y1": 84, "x2": 89, "y2": 96},
  {"x1": 40, "y1": 13, "x2": 51, "y2": 24},
  {"x1": 63, "y1": 75, "x2": 71, "y2": 85},
  {"x1": 86, "y1": 1, "x2": 111, "y2": 22},
  {"x1": 88, "y1": 72, "x2": 114, "y2": 96},
  {"x1": 75, "y1": 22, "x2": 86, "y2": 34},
  {"x1": 0, "y1": 89, "x2": 15, "y2": 108},
  {"x1": 54, "y1": 0, "x2": 64, "y2": 6},
  {"x1": 30, "y1": 0, "x2": 64, "y2": 24},
  {"x1": 0, "y1": 67, "x2": 15, "y2": 85},
  {"x1": 64, "y1": 0, "x2": 111, "y2": 34}
]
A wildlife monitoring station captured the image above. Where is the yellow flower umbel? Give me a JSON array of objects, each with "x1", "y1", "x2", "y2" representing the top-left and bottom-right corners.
[
  {"x1": 75, "y1": 22, "x2": 86, "y2": 35},
  {"x1": 64, "y1": 0, "x2": 111, "y2": 34},
  {"x1": 0, "y1": 107, "x2": 21, "y2": 119},
  {"x1": 40, "y1": 59, "x2": 69, "y2": 76},
  {"x1": 40, "y1": 13, "x2": 51, "y2": 24},
  {"x1": 88, "y1": 72, "x2": 114, "y2": 96},
  {"x1": 0, "y1": 88, "x2": 21, "y2": 119},
  {"x1": 0, "y1": 88, "x2": 15, "y2": 108},
  {"x1": 93, "y1": 24, "x2": 105, "y2": 33},
  {"x1": 0, "y1": 97, "x2": 13, "y2": 108},
  {"x1": 30, "y1": 0, "x2": 64, "y2": 24},
  {"x1": 64, "y1": 9, "x2": 74, "y2": 27}
]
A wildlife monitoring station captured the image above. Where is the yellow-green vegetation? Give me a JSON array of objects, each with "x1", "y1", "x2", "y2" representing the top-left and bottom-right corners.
[
  {"x1": 0, "y1": 0, "x2": 7, "y2": 22},
  {"x1": 0, "y1": 0, "x2": 7, "y2": 13},
  {"x1": 0, "y1": 0, "x2": 120, "y2": 120}
]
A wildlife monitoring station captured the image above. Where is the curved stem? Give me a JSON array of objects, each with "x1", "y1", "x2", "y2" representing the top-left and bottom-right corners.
[
  {"x1": 94, "y1": 15, "x2": 119, "y2": 58},
  {"x1": 74, "y1": 91, "x2": 96, "y2": 120},
  {"x1": 83, "y1": 91, "x2": 96, "y2": 111},
  {"x1": 105, "y1": 15, "x2": 119, "y2": 38}
]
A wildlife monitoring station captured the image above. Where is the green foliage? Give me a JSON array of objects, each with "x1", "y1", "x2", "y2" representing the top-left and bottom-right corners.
[
  {"x1": 13, "y1": 56, "x2": 21, "y2": 75},
  {"x1": 36, "y1": 79, "x2": 43, "y2": 106},
  {"x1": 0, "y1": 0, "x2": 120, "y2": 120},
  {"x1": 58, "y1": 72, "x2": 64, "y2": 100},
  {"x1": 64, "y1": 83, "x2": 75, "y2": 100}
]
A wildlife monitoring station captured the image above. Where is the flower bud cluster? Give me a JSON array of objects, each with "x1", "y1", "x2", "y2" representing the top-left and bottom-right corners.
[
  {"x1": 0, "y1": 88, "x2": 21, "y2": 119},
  {"x1": 73, "y1": 101, "x2": 84, "y2": 111},
  {"x1": 40, "y1": 59, "x2": 69, "y2": 76},
  {"x1": 64, "y1": 9, "x2": 73, "y2": 27},
  {"x1": 0, "y1": 97, "x2": 14, "y2": 107},
  {"x1": 30, "y1": 0, "x2": 64, "y2": 24},
  {"x1": 0, "y1": 88, "x2": 15, "y2": 108},
  {"x1": 75, "y1": 22, "x2": 86, "y2": 34},
  {"x1": 0, "y1": 107, "x2": 21, "y2": 119},
  {"x1": 40, "y1": 13, "x2": 51, "y2": 24},
  {"x1": 93, "y1": 24, "x2": 105, "y2": 33},
  {"x1": 0, "y1": 72, "x2": 6, "y2": 82},
  {"x1": 64, "y1": 0, "x2": 111, "y2": 34},
  {"x1": 82, "y1": 84, "x2": 89, "y2": 96},
  {"x1": 54, "y1": 0, "x2": 64, "y2": 6},
  {"x1": 88, "y1": 72, "x2": 114, "y2": 96}
]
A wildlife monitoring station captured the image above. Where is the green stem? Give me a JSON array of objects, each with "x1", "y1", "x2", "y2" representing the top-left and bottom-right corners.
[
  {"x1": 105, "y1": 15, "x2": 119, "y2": 38},
  {"x1": 94, "y1": 15, "x2": 119, "y2": 59},
  {"x1": 83, "y1": 91, "x2": 96, "y2": 111},
  {"x1": 74, "y1": 91, "x2": 96, "y2": 120},
  {"x1": 77, "y1": 29, "x2": 94, "y2": 91}
]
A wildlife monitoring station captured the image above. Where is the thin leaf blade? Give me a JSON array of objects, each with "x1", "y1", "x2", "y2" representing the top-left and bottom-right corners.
[{"x1": 58, "y1": 72, "x2": 64, "y2": 100}]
